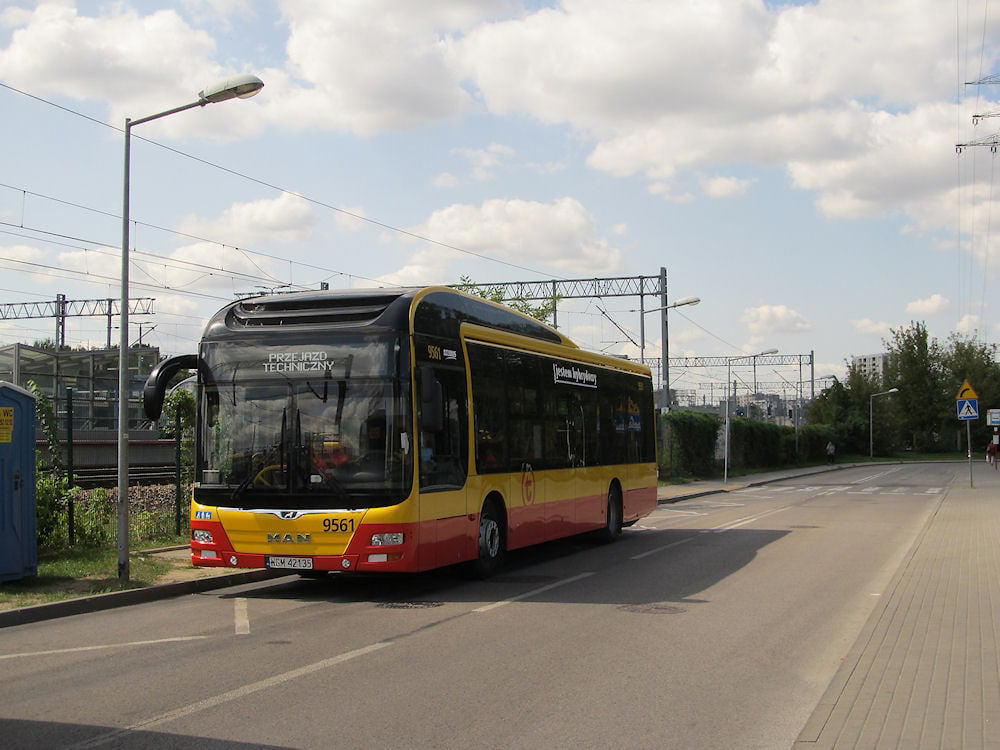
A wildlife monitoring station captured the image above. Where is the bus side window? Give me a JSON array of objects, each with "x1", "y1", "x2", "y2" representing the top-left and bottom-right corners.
[
  {"x1": 469, "y1": 344, "x2": 507, "y2": 473},
  {"x1": 418, "y1": 367, "x2": 467, "y2": 490}
]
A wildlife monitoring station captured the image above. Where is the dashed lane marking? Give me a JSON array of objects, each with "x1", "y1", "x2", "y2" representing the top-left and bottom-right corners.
[
  {"x1": 472, "y1": 572, "x2": 594, "y2": 613},
  {"x1": 0, "y1": 636, "x2": 210, "y2": 661},
  {"x1": 234, "y1": 598, "x2": 250, "y2": 636},
  {"x1": 630, "y1": 536, "x2": 695, "y2": 560}
]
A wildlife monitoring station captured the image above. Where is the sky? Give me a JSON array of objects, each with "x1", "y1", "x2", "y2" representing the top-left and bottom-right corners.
[{"x1": 0, "y1": 0, "x2": 998, "y2": 403}]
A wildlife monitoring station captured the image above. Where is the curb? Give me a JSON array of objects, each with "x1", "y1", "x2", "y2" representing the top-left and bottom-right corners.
[{"x1": 0, "y1": 568, "x2": 283, "y2": 629}]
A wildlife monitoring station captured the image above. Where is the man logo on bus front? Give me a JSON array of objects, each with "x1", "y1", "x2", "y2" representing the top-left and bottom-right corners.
[
  {"x1": 521, "y1": 463, "x2": 535, "y2": 505},
  {"x1": 280, "y1": 511, "x2": 298, "y2": 520}
]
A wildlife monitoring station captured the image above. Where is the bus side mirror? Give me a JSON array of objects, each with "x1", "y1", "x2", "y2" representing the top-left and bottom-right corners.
[
  {"x1": 143, "y1": 354, "x2": 198, "y2": 420},
  {"x1": 420, "y1": 372, "x2": 444, "y2": 433}
]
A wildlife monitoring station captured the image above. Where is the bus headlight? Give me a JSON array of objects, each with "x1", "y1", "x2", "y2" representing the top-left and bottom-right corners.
[
  {"x1": 192, "y1": 529, "x2": 214, "y2": 544},
  {"x1": 370, "y1": 532, "x2": 404, "y2": 546}
]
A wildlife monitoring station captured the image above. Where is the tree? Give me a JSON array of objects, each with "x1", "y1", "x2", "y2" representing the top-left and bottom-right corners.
[
  {"x1": 884, "y1": 322, "x2": 947, "y2": 452},
  {"x1": 455, "y1": 276, "x2": 558, "y2": 324},
  {"x1": 940, "y1": 334, "x2": 1000, "y2": 450},
  {"x1": 806, "y1": 365, "x2": 899, "y2": 455}
]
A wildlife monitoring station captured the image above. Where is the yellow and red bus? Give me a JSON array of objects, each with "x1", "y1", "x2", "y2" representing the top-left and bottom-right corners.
[{"x1": 143, "y1": 287, "x2": 658, "y2": 576}]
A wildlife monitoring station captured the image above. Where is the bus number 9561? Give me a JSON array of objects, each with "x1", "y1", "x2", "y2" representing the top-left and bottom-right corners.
[{"x1": 323, "y1": 518, "x2": 356, "y2": 533}]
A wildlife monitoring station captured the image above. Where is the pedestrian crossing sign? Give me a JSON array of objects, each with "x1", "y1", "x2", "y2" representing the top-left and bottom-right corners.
[{"x1": 957, "y1": 399, "x2": 979, "y2": 420}]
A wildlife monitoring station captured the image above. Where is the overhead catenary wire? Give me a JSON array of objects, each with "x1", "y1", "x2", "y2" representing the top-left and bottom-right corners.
[
  {"x1": 0, "y1": 81, "x2": 560, "y2": 281},
  {"x1": 0, "y1": 80, "x2": 646, "y2": 346}
]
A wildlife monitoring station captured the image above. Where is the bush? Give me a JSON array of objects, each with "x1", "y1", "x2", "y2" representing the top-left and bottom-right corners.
[{"x1": 660, "y1": 410, "x2": 720, "y2": 478}]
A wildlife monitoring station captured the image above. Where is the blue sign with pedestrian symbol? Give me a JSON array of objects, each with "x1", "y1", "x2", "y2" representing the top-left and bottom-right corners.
[{"x1": 957, "y1": 399, "x2": 979, "y2": 420}]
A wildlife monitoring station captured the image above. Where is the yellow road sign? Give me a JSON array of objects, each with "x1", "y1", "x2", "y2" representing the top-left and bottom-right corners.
[{"x1": 956, "y1": 379, "x2": 979, "y2": 400}]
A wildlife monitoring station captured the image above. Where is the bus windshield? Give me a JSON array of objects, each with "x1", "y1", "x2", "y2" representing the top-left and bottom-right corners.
[{"x1": 197, "y1": 336, "x2": 412, "y2": 509}]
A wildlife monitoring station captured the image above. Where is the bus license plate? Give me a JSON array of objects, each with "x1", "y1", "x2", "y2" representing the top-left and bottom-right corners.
[{"x1": 266, "y1": 556, "x2": 313, "y2": 570}]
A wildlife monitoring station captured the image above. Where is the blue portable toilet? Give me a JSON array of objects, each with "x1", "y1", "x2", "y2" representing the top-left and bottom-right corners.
[{"x1": 0, "y1": 382, "x2": 37, "y2": 582}]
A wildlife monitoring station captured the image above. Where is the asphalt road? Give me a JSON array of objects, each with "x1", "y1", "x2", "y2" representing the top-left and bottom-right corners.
[{"x1": 0, "y1": 463, "x2": 954, "y2": 749}]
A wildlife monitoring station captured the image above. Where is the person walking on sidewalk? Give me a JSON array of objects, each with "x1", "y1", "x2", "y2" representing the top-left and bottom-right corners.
[
  {"x1": 826, "y1": 440, "x2": 836, "y2": 464},
  {"x1": 987, "y1": 440, "x2": 998, "y2": 469}
]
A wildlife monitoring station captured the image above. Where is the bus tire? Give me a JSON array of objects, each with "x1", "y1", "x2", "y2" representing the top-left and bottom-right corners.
[
  {"x1": 472, "y1": 498, "x2": 505, "y2": 578},
  {"x1": 596, "y1": 484, "x2": 623, "y2": 544}
]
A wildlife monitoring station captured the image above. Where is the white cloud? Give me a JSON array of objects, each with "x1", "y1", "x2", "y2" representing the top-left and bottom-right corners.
[
  {"x1": 742, "y1": 304, "x2": 812, "y2": 334},
  {"x1": 648, "y1": 181, "x2": 695, "y2": 204},
  {"x1": 274, "y1": 0, "x2": 518, "y2": 136},
  {"x1": 0, "y1": 244, "x2": 44, "y2": 264},
  {"x1": 612, "y1": 223, "x2": 628, "y2": 235},
  {"x1": 380, "y1": 197, "x2": 623, "y2": 285},
  {"x1": 456, "y1": 0, "x2": 997, "y2": 238},
  {"x1": 452, "y1": 142, "x2": 516, "y2": 181},
  {"x1": 333, "y1": 205, "x2": 367, "y2": 233},
  {"x1": 178, "y1": 193, "x2": 314, "y2": 246},
  {"x1": 906, "y1": 293, "x2": 950, "y2": 315},
  {"x1": 700, "y1": 175, "x2": 755, "y2": 198},
  {"x1": 0, "y1": 3, "x2": 268, "y2": 140},
  {"x1": 417, "y1": 196, "x2": 622, "y2": 274},
  {"x1": 0, "y1": 243, "x2": 50, "y2": 284},
  {"x1": 673, "y1": 328, "x2": 705, "y2": 345},
  {"x1": 431, "y1": 172, "x2": 460, "y2": 188},
  {"x1": 851, "y1": 317, "x2": 892, "y2": 335},
  {"x1": 956, "y1": 314, "x2": 981, "y2": 334}
]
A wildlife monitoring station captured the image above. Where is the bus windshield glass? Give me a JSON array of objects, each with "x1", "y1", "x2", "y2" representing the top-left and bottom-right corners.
[{"x1": 197, "y1": 335, "x2": 412, "y2": 509}]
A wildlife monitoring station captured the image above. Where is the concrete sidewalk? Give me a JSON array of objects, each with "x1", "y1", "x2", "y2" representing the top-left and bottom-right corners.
[{"x1": 794, "y1": 460, "x2": 1000, "y2": 748}]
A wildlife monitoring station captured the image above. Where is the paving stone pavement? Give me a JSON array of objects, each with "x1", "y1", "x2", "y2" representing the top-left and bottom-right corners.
[{"x1": 794, "y1": 462, "x2": 1000, "y2": 749}]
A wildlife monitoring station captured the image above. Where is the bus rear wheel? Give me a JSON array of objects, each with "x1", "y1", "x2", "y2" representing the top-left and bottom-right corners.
[
  {"x1": 472, "y1": 499, "x2": 505, "y2": 578},
  {"x1": 596, "y1": 485, "x2": 622, "y2": 544}
]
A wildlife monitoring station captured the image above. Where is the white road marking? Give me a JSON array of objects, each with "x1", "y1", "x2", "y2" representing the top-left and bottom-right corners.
[
  {"x1": 68, "y1": 641, "x2": 393, "y2": 749},
  {"x1": 0, "y1": 636, "x2": 210, "y2": 661},
  {"x1": 703, "y1": 501, "x2": 745, "y2": 507},
  {"x1": 473, "y1": 572, "x2": 595, "y2": 613},
  {"x1": 659, "y1": 508, "x2": 707, "y2": 516},
  {"x1": 234, "y1": 598, "x2": 250, "y2": 635},
  {"x1": 925, "y1": 487, "x2": 943, "y2": 494},
  {"x1": 631, "y1": 536, "x2": 695, "y2": 560},
  {"x1": 702, "y1": 505, "x2": 791, "y2": 533},
  {"x1": 850, "y1": 473, "x2": 881, "y2": 484}
]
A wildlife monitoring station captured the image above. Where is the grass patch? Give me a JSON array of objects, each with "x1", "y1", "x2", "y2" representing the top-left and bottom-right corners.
[{"x1": 0, "y1": 547, "x2": 171, "y2": 610}]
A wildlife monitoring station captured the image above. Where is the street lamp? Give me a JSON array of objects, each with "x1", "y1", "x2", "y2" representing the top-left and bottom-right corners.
[
  {"x1": 724, "y1": 348, "x2": 778, "y2": 484},
  {"x1": 869, "y1": 387, "x2": 899, "y2": 458},
  {"x1": 117, "y1": 73, "x2": 263, "y2": 581},
  {"x1": 630, "y1": 296, "x2": 700, "y2": 407}
]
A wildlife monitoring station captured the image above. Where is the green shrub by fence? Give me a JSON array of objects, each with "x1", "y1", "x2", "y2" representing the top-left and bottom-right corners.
[
  {"x1": 659, "y1": 409, "x2": 845, "y2": 478},
  {"x1": 35, "y1": 484, "x2": 190, "y2": 552},
  {"x1": 660, "y1": 410, "x2": 720, "y2": 478}
]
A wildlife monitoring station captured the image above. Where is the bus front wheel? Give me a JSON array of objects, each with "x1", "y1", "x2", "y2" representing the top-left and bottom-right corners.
[{"x1": 473, "y1": 499, "x2": 505, "y2": 578}]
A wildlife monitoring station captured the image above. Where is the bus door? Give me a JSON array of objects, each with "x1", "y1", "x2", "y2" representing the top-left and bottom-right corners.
[{"x1": 416, "y1": 362, "x2": 468, "y2": 569}]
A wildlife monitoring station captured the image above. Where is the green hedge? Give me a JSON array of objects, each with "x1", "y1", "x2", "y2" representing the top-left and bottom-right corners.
[
  {"x1": 660, "y1": 410, "x2": 721, "y2": 478},
  {"x1": 659, "y1": 410, "x2": 841, "y2": 478}
]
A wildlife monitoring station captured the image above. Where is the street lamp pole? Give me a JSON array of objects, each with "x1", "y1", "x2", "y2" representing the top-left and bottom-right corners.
[
  {"x1": 117, "y1": 74, "x2": 263, "y2": 581},
  {"x1": 869, "y1": 387, "x2": 899, "y2": 458},
  {"x1": 630, "y1": 293, "x2": 700, "y2": 408},
  {"x1": 724, "y1": 348, "x2": 777, "y2": 484}
]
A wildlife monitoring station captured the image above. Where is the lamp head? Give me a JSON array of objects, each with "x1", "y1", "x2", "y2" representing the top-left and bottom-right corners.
[
  {"x1": 198, "y1": 74, "x2": 264, "y2": 104},
  {"x1": 673, "y1": 296, "x2": 701, "y2": 307},
  {"x1": 759, "y1": 348, "x2": 778, "y2": 356}
]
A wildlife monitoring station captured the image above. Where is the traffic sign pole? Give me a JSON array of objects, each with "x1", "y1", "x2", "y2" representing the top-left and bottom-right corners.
[
  {"x1": 969, "y1": 421, "x2": 974, "y2": 488},
  {"x1": 956, "y1": 380, "x2": 979, "y2": 488}
]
